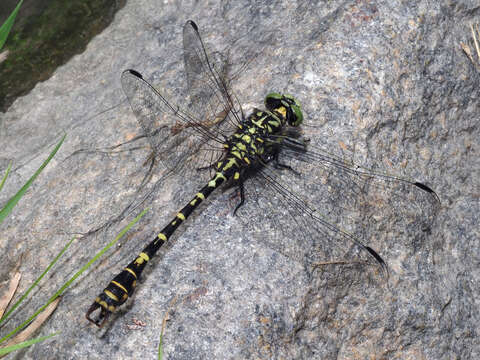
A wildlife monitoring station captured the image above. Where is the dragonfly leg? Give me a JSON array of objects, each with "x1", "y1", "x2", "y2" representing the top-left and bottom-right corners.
[
  {"x1": 273, "y1": 152, "x2": 300, "y2": 176},
  {"x1": 233, "y1": 180, "x2": 245, "y2": 215}
]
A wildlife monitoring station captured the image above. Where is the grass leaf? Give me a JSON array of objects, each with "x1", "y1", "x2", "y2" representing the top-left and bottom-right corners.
[
  {"x1": 0, "y1": 208, "x2": 148, "y2": 344},
  {"x1": 0, "y1": 134, "x2": 66, "y2": 225},
  {"x1": 1, "y1": 298, "x2": 60, "y2": 352},
  {"x1": 0, "y1": 236, "x2": 75, "y2": 325},
  {"x1": 0, "y1": 0, "x2": 24, "y2": 50},
  {"x1": 0, "y1": 332, "x2": 57, "y2": 356},
  {"x1": 0, "y1": 162, "x2": 12, "y2": 193}
]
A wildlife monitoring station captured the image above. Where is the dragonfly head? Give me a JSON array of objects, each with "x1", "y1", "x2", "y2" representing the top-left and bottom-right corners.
[{"x1": 265, "y1": 93, "x2": 303, "y2": 127}]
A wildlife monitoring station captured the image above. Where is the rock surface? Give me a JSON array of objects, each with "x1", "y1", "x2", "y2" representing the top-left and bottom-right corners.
[{"x1": 0, "y1": 0, "x2": 478, "y2": 359}]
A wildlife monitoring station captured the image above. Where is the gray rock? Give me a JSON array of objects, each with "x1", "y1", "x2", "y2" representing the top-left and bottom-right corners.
[{"x1": 0, "y1": 0, "x2": 478, "y2": 359}]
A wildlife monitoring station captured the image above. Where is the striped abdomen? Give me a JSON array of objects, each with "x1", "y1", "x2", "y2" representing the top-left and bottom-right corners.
[{"x1": 86, "y1": 170, "x2": 231, "y2": 326}]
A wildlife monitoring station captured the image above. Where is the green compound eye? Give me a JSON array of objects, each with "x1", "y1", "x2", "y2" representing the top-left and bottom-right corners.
[
  {"x1": 283, "y1": 94, "x2": 303, "y2": 127},
  {"x1": 265, "y1": 93, "x2": 303, "y2": 127}
]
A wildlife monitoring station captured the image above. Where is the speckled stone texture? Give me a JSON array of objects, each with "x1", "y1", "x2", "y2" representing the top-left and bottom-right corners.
[{"x1": 0, "y1": 1, "x2": 478, "y2": 359}]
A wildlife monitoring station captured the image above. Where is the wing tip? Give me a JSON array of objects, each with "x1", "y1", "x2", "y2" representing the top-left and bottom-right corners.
[
  {"x1": 365, "y1": 246, "x2": 385, "y2": 266},
  {"x1": 365, "y1": 246, "x2": 389, "y2": 280},
  {"x1": 186, "y1": 20, "x2": 198, "y2": 31},
  {"x1": 126, "y1": 69, "x2": 143, "y2": 79},
  {"x1": 414, "y1": 181, "x2": 433, "y2": 193},
  {"x1": 414, "y1": 181, "x2": 441, "y2": 203}
]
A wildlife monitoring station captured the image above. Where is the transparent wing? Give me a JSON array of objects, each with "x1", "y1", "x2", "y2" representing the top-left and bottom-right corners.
[
  {"x1": 121, "y1": 69, "x2": 225, "y2": 176},
  {"x1": 236, "y1": 136, "x2": 440, "y2": 271},
  {"x1": 183, "y1": 20, "x2": 244, "y2": 140},
  {"x1": 121, "y1": 20, "x2": 248, "y2": 181}
]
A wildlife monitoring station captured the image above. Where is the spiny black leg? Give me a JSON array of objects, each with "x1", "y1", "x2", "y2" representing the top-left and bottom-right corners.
[
  {"x1": 283, "y1": 137, "x2": 309, "y2": 152},
  {"x1": 196, "y1": 165, "x2": 213, "y2": 171},
  {"x1": 196, "y1": 160, "x2": 220, "y2": 172},
  {"x1": 196, "y1": 154, "x2": 224, "y2": 172},
  {"x1": 233, "y1": 180, "x2": 245, "y2": 216},
  {"x1": 142, "y1": 151, "x2": 156, "y2": 168},
  {"x1": 273, "y1": 153, "x2": 300, "y2": 176}
]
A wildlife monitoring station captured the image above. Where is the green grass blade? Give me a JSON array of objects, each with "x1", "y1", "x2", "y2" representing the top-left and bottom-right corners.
[
  {"x1": 0, "y1": 208, "x2": 148, "y2": 345},
  {"x1": 0, "y1": 0, "x2": 24, "y2": 50},
  {"x1": 0, "y1": 236, "x2": 76, "y2": 325},
  {"x1": 158, "y1": 332, "x2": 163, "y2": 360},
  {"x1": 0, "y1": 161, "x2": 12, "y2": 192},
  {"x1": 55, "y1": 208, "x2": 149, "y2": 297},
  {"x1": 0, "y1": 332, "x2": 58, "y2": 356},
  {"x1": 0, "y1": 134, "x2": 66, "y2": 225}
]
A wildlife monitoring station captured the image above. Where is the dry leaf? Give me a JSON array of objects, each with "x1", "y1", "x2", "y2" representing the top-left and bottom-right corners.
[
  {"x1": 460, "y1": 42, "x2": 474, "y2": 62},
  {"x1": 0, "y1": 272, "x2": 21, "y2": 319},
  {"x1": 2, "y1": 297, "x2": 61, "y2": 350}
]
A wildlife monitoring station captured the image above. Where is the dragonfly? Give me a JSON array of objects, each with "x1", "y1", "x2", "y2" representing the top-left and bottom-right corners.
[{"x1": 86, "y1": 20, "x2": 440, "y2": 327}]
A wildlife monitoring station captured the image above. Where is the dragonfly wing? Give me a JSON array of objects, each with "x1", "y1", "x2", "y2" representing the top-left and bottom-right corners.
[
  {"x1": 279, "y1": 138, "x2": 440, "y2": 222},
  {"x1": 235, "y1": 138, "x2": 439, "y2": 272},
  {"x1": 183, "y1": 20, "x2": 244, "y2": 139},
  {"x1": 121, "y1": 69, "x2": 224, "y2": 175}
]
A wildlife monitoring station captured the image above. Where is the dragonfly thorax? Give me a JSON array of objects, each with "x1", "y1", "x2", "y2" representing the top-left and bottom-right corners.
[{"x1": 230, "y1": 107, "x2": 289, "y2": 162}]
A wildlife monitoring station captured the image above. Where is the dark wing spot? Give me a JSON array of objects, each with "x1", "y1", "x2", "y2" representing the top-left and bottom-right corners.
[
  {"x1": 187, "y1": 20, "x2": 198, "y2": 31},
  {"x1": 128, "y1": 69, "x2": 143, "y2": 79}
]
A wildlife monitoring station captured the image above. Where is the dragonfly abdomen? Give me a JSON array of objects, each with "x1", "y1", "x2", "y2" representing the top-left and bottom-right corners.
[{"x1": 85, "y1": 162, "x2": 239, "y2": 326}]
